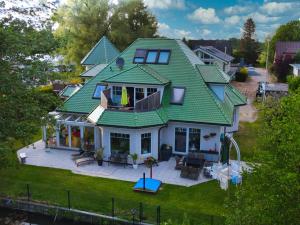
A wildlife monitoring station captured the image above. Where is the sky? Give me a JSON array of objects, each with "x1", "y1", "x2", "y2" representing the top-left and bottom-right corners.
[
  {"x1": 1, "y1": 0, "x2": 300, "y2": 41},
  {"x1": 144, "y1": 0, "x2": 300, "y2": 41}
]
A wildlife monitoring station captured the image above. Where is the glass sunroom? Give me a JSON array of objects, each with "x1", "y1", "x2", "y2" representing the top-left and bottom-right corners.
[{"x1": 43, "y1": 112, "x2": 100, "y2": 151}]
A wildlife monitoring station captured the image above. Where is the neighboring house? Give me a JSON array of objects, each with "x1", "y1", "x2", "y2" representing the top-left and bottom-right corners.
[
  {"x1": 194, "y1": 46, "x2": 234, "y2": 74},
  {"x1": 290, "y1": 64, "x2": 300, "y2": 76},
  {"x1": 188, "y1": 39, "x2": 233, "y2": 55},
  {"x1": 274, "y1": 41, "x2": 300, "y2": 62},
  {"x1": 80, "y1": 36, "x2": 120, "y2": 78},
  {"x1": 44, "y1": 38, "x2": 246, "y2": 164}
]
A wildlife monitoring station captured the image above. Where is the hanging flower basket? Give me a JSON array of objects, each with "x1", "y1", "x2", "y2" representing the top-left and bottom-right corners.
[
  {"x1": 203, "y1": 135, "x2": 210, "y2": 140},
  {"x1": 144, "y1": 156, "x2": 157, "y2": 168},
  {"x1": 210, "y1": 133, "x2": 217, "y2": 137}
]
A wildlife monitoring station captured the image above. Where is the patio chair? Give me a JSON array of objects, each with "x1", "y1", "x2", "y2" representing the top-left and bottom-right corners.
[
  {"x1": 72, "y1": 150, "x2": 94, "y2": 160},
  {"x1": 109, "y1": 152, "x2": 128, "y2": 167},
  {"x1": 75, "y1": 157, "x2": 95, "y2": 167},
  {"x1": 180, "y1": 166, "x2": 201, "y2": 180},
  {"x1": 175, "y1": 156, "x2": 185, "y2": 170},
  {"x1": 186, "y1": 152, "x2": 205, "y2": 168}
]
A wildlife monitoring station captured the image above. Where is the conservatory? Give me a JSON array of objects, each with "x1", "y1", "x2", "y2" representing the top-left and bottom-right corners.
[{"x1": 42, "y1": 112, "x2": 101, "y2": 151}]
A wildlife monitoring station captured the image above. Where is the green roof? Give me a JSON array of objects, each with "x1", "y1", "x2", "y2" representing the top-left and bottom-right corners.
[
  {"x1": 103, "y1": 64, "x2": 169, "y2": 85},
  {"x1": 196, "y1": 65, "x2": 230, "y2": 84},
  {"x1": 80, "y1": 64, "x2": 107, "y2": 77},
  {"x1": 97, "y1": 109, "x2": 167, "y2": 128},
  {"x1": 60, "y1": 38, "x2": 247, "y2": 127},
  {"x1": 225, "y1": 85, "x2": 247, "y2": 106},
  {"x1": 81, "y1": 36, "x2": 120, "y2": 65}
]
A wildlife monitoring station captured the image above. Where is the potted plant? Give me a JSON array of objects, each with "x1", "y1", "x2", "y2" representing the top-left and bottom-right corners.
[
  {"x1": 144, "y1": 156, "x2": 158, "y2": 178},
  {"x1": 95, "y1": 148, "x2": 104, "y2": 166},
  {"x1": 130, "y1": 153, "x2": 138, "y2": 169}
]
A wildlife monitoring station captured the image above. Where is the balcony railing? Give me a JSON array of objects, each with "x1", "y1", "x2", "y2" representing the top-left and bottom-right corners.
[{"x1": 100, "y1": 88, "x2": 161, "y2": 112}]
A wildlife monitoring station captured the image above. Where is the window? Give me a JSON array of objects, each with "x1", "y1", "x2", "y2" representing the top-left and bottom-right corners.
[
  {"x1": 133, "y1": 49, "x2": 171, "y2": 65},
  {"x1": 135, "y1": 88, "x2": 144, "y2": 101},
  {"x1": 146, "y1": 50, "x2": 158, "y2": 63},
  {"x1": 133, "y1": 49, "x2": 147, "y2": 63},
  {"x1": 158, "y1": 50, "x2": 170, "y2": 64},
  {"x1": 110, "y1": 133, "x2": 130, "y2": 153},
  {"x1": 189, "y1": 128, "x2": 200, "y2": 152},
  {"x1": 147, "y1": 88, "x2": 157, "y2": 96},
  {"x1": 175, "y1": 128, "x2": 186, "y2": 152},
  {"x1": 170, "y1": 87, "x2": 185, "y2": 104},
  {"x1": 93, "y1": 84, "x2": 106, "y2": 99},
  {"x1": 112, "y1": 86, "x2": 122, "y2": 104},
  {"x1": 141, "y1": 133, "x2": 151, "y2": 154}
]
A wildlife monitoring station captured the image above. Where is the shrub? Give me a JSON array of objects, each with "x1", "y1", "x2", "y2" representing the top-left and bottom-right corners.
[
  {"x1": 37, "y1": 85, "x2": 53, "y2": 93},
  {"x1": 287, "y1": 75, "x2": 300, "y2": 92},
  {"x1": 235, "y1": 67, "x2": 248, "y2": 82},
  {"x1": 272, "y1": 58, "x2": 293, "y2": 82}
]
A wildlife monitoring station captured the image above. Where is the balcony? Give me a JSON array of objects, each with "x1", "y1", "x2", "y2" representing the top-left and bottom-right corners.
[{"x1": 100, "y1": 88, "x2": 161, "y2": 112}]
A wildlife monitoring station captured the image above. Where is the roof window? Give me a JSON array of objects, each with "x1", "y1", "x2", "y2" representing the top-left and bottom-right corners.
[
  {"x1": 93, "y1": 84, "x2": 106, "y2": 99},
  {"x1": 133, "y1": 49, "x2": 171, "y2": 64},
  {"x1": 170, "y1": 87, "x2": 186, "y2": 104}
]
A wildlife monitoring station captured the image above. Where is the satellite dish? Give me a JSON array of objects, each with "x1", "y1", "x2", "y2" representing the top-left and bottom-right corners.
[{"x1": 116, "y1": 57, "x2": 125, "y2": 69}]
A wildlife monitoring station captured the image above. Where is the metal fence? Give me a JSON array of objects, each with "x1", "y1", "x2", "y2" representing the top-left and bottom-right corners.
[{"x1": 0, "y1": 179, "x2": 225, "y2": 225}]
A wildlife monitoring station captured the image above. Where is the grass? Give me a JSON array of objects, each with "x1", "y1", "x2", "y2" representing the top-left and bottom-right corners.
[
  {"x1": 0, "y1": 165, "x2": 228, "y2": 224},
  {"x1": 233, "y1": 118, "x2": 261, "y2": 162}
]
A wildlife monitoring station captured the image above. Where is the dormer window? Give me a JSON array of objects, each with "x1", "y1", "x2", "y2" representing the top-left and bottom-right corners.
[
  {"x1": 170, "y1": 87, "x2": 185, "y2": 104},
  {"x1": 92, "y1": 84, "x2": 106, "y2": 99},
  {"x1": 133, "y1": 49, "x2": 171, "y2": 64}
]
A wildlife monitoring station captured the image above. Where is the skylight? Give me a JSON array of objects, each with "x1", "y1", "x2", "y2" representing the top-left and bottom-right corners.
[
  {"x1": 133, "y1": 49, "x2": 171, "y2": 64},
  {"x1": 93, "y1": 84, "x2": 106, "y2": 99},
  {"x1": 170, "y1": 87, "x2": 186, "y2": 104}
]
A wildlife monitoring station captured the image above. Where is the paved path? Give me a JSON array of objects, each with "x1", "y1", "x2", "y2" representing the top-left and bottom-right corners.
[
  {"x1": 17, "y1": 140, "x2": 212, "y2": 187},
  {"x1": 232, "y1": 68, "x2": 270, "y2": 122}
]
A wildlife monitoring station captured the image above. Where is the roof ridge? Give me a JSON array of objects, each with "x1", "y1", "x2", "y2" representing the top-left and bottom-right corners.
[{"x1": 138, "y1": 65, "x2": 169, "y2": 84}]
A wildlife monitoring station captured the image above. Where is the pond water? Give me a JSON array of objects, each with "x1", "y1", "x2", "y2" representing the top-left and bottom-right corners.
[{"x1": 0, "y1": 207, "x2": 92, "y2": 225}]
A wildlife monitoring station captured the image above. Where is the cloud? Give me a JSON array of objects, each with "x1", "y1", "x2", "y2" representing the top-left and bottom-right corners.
[
  {"x1": 260, "y1": 2, "x2": 294, "y2": 15},
  {"x1": 144, "y1": 0, "x2": 186, "y2": 10},
  {"x1": 202, "y1": 29, "x2": 211, "y2": 36},
  {"x1": 188, "y1": 7, "x2": 220, "y2": 24},
  {"x1": 224, "y1": 15, "x2": 241, "y2": 25},
  {"x1": 157, "y1": 22, "x2": 194, "y2": 39},
  {"x1": 224, "y1": 5, "x2": 250, "y2": 14},
  {"x1": 245, "y1": 12, "x2": 279, "y2": 23}
]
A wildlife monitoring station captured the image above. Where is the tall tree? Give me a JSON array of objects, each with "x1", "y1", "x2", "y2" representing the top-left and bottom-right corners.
[
  {"x1": 240, "y1": 18, "x2": 259, "y2": 65},
  {"x1": 53, "y1": 0, "x2": 110, "y2": 67},
  {"x1": 226, "y1": 92, "x2": 300, "y2": 225},
  {"x1": 109, "y1": 0, "x2": 158, "y2": 51},
  {"x1": 53, "y1": 0, "x2": 158, "y2": 67}
]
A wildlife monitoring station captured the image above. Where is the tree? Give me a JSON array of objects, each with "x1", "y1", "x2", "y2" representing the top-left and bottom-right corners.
[
  {"x1": 0, "y1": 18, "x2": 61, "y2": 168},
  {"x1": 53, "y1": 0, "x2": 158, "y2": 67},
  {"x1": 294, "y1": 51, "x2": 300, "y2": 63},
  {"x1": 240, "y1": 18, "x2": 260, "y2": 65},
  {"x1": 226, "y1": 91, "x2": 300, "y2": 225},
  {"x1": 268, "y1": 20, "x2": 300, "y2": 65}
]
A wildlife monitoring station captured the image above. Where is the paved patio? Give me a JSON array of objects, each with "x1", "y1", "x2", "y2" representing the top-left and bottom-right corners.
[{"x1": 17, "y1": 140, "x2": 212, "y2": 187}]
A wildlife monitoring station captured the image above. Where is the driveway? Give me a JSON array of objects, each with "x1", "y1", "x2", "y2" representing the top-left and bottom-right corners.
[{"x1": 231, "y1": 68, "x2": 270, "y2": 122}]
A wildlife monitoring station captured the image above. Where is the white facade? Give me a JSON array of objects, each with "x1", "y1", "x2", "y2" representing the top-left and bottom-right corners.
[{"x1": 290, "y1": 64, "x2": 300, "y2": 76}]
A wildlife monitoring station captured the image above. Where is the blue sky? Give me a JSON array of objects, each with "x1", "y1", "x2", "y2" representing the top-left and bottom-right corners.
[{"x1": 143, "y1": 0, "x2": 300, "y2": 41}]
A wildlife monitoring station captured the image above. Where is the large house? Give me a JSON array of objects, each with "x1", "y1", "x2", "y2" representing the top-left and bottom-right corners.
[{"x1": 45, "y1": 38, "x2": 246, "y2": 164}]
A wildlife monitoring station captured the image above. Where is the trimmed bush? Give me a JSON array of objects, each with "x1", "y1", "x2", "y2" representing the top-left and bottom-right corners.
[{"x1": 235, "y1": 67, "x2": 248, "y2": 82}]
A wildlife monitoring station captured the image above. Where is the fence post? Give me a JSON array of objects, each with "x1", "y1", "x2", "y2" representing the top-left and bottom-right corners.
[
  {"x1": 26, "y1": 184, "x2": 30, "y2": 201},
  {"x1": 139, "y1": 202, "x2": 143, "y2": 223},
  {"x1": 67, "y1": 190, "x2": 71, "y2": 209},
  {"x1": 210, "y1": 215, "x2": 214, "y2": 225},
  {"x1": 111, "y1": 197, "x2": 115, "y2": 217},
  {"x1": 156, "y1": 206, "x2": 160, "y2": 225}
]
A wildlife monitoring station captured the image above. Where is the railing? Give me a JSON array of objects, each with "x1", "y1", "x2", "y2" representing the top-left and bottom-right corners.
[
  {"x1": 100, "y1": 89, "x2": 161, "y2": 112},
  {"x1": 135, "y1": 91, "x2": 161, "y2": 112}
]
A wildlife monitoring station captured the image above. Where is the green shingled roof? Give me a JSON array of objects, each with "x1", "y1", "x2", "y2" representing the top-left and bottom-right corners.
[
  {"x1": 60, "y1": 38, "x2": 246, "y2": 127},
  {"x1": 97, "y1": 109, "x2": 167, "y2": 128},
  {"x1": 196, "y1": 64, "x2": 230, "y2": 84},
  {"x1": 81, "y1": 36, "x2": 120, "y2": 65},
  {"x1": 225, "y1": 84, "x2": 247, "y2": 106},
  {"x1": 103, "y1": 64, "x2": 169, "y2": 85}
]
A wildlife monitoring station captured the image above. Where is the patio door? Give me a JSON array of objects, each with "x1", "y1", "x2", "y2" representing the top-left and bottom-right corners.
[{"x1": 110, "y1": 133, "x2": 130, "y2": 154}]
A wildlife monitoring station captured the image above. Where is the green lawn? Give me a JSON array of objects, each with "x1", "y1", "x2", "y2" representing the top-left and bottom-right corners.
[
  {"x1": 233, "y1": 118, "x2": 260, "y2": 162},
  {"x1": 0, "y1": 165, "x2": 228, "y2": 224}
]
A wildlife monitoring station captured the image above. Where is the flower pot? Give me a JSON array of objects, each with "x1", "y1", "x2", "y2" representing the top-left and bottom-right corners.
[
  {"x1": 133, "y1": 164, "x2": 138, "y2": 169},
  {"x1": 97, "y1": 160, "x2": 103, "y2": 166}
]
